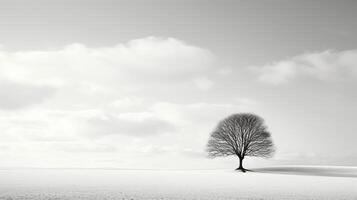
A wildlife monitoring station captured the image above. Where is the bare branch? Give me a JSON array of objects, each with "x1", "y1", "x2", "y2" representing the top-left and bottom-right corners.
[{"x1": 206, "y1": 113, "x2": 275, "y2": 161}]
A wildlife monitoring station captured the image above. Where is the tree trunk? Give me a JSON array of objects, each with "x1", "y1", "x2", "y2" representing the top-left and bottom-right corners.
[{"x1": 236, "y1": 157, "x2": 246, "y2": 172}]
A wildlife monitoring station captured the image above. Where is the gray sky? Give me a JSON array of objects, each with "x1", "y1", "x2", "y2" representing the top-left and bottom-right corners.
[{"x1": 0, "y1": 0, "x2": 357, "y2": 169}]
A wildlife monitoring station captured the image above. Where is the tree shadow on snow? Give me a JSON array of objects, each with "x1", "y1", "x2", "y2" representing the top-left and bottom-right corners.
[{"x1": 250, "y1": 166, "x2": 357, "y2": 178}]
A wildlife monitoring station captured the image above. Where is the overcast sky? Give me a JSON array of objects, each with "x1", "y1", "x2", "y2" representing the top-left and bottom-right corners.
[{"x1": 0, "y1": 0, "x2": 357, "y2": 169}]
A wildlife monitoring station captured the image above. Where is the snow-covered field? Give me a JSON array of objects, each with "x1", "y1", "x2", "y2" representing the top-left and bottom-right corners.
[{"x1": 0, "y1": 166, "x2": 356, "y2": 200}]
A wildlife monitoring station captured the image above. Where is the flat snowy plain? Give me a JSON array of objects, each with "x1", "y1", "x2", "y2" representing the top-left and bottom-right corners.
[{"x1": 0, "y1": 166, "x2": 356, "y2": 200}]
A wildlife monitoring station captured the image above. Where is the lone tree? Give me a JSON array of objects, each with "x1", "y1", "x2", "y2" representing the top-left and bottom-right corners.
[{"x1": 207, "y1": 113, "x2": 275, "y2": 172}]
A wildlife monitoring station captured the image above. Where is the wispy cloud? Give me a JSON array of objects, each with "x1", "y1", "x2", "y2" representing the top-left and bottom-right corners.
[{"x1": 253, "y1": 49, "x2": 357, "y2": 84}]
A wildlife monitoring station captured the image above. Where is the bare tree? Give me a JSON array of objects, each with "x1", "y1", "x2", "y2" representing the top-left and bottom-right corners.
[{"x1": 207, "y1": 113, "x2": 275, "y2": 172}]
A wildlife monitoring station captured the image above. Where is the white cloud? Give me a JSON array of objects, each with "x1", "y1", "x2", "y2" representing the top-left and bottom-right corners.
[
  {"x1": 0, "y1": 36, "x2": 216, "y2": 110},
  {"x1": 0, "y1": 80, "x2": 55, "y2": 110},
  {"x1": 111, "y1": 97, "x2": 144, "y2": 108},
  {"x1": 0, "y1": 98, "x2": 261, "y2": 168},
  {"x1": 0, "y1": 37, "x2": 214, "y2": 86},
  {"x1": 217, "y1": 68, "x2": 232, "y2": 76},
  {"x1": 192, "y1": 77, "x2": 214, "y2": 90},
  {"x1": 0, "y1": 37, "x2": 264, "y2": 168},
  {"x1": 85, "y1": 111, "x2": 177, "y2": 136},
  {"x1": 151, "y1": 101, "x2": 258, "y2": 128},
  {"x1": 254, "y1": 49, "x2": 357, "y2": 84}
]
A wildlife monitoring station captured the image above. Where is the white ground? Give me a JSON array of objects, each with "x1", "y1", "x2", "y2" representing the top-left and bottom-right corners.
[{"x1": 0, "y1": 166, "x2": 356, "y2": 200}]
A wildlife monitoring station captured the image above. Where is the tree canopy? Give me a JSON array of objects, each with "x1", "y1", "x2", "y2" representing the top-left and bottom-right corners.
[{"x1": 207, "y1": 113, "x2": 275, "y2": 171}]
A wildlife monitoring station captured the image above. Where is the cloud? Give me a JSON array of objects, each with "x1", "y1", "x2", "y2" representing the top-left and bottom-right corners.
[
  {"x1": 192, "y1": 77, "x2": 214, "y2": 91},
  {"x1": 217, "y1": 68, "x2": 232, "y2": 76},
  {"x1": 109, "y1": 97, "x2": 145, "y2": 112},
  {"x1": 0, "y1": 99, "x2": 257, "y2": 142},
  {"x1": 0, "y1": 37, "x2": 216, "y2": 111},
  {"x1": 0, "y1": 80, "x2": 55, "y2": 110},
  {"x1": 85, "y1": 111, "x2": 177, "y2": 136},
  {"x1": 51, "y1": 142, "x2": 117, "y2": 153},
  {"x1": 0, "y1": 37, "x2": 214, "y2": 86},
  {"x1": 253, "y1": 49, "x2": 357, "y2": 84},
  {"x1": 0, "y1": 99, "x2": 261, "y2": 168},
  {"x1": 0, "y1": 37, "x2": 264, "y2": 168},
  {"x1": 150, "y1": 100, "x2": 259, "y2": 127}
]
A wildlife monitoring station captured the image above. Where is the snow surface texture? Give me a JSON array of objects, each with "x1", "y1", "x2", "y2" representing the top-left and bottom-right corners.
[{"x1": 0, "y1": 166, "x2": 356, "y2": 200}]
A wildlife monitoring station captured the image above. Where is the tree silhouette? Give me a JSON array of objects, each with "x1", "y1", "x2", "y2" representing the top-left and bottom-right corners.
[{"x1": 207, "y1": 113, "x2": 275, "y2": 172}]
